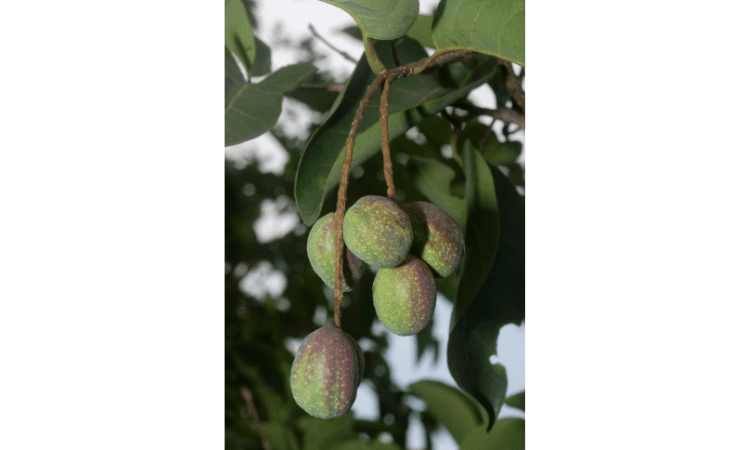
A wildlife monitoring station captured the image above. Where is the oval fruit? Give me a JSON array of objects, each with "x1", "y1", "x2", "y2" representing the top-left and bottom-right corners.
[
  {"x1": 401, "y1": 202, "x2": 465, "y2": 277},
  {"x1": 307, "y1": 212, "x2": 365, "y2": 291},
  {"x1": 343, "y1": 196, "x2": 412, "y2": 269}
]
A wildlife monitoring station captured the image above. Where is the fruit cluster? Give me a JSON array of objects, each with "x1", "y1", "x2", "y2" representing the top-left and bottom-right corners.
[{"x1": 291, "y1": 195, "x2": 465, "y2": 418}]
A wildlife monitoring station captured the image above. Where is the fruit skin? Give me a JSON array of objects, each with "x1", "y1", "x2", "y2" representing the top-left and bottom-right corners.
[
  {"x1": 290, "y1": 326, "x2": 364, "y2": 419},
  {"x1": 401, "y1": 202, "x2": 465, "y2": 278},
  {"x1": 343, "y1": 196, "x2": 413, "y2": 269},
  {"x1": 307, "y1": 213, "x2": 365, "y2": 291},
  {"x1": 372, "y1": 255, "x2": 437, "y2": 336}
]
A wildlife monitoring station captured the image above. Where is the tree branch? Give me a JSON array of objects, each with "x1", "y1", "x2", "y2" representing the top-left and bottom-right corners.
[
  {"x1": 240, "y1": 386, "x2": 271, "y2": 450},
  {"x1": 500, "y1": 60, "x2": 525, "y2": 112}
]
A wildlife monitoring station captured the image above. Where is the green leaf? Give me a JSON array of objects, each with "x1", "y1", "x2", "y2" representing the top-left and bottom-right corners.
[
  {"x1": 447, "y1": 150, "x2": 525, "y2": 428},
  {"x1": 409, "y1": 380, "x2": 487, "y2": 443},
  {"x1": 432, "y1": 0, "x2": 525, "y2": 66},
  {"x1": 225, "y1": 64, "x2": 317, "y2": 146},
  {"x1": 332, "y1": 440, "x2": 403, "y2": 450},
  {"x1": 459, "y1": 418, "x2": 525, "y2": 450},
  {"x1": 406, "y1": 14, "x2": 436, "y2": 49},
  {"x1": 225, "y1": 48, "x2": 246, "y2": 109},
  {"x1": 225, "y1": 0, "x2": 256, "y2": 72},
  {"x1": 320, "y1": 0, "x2": 419, "y2": 40},
  {"x1": 294, "y1": 38, "x2": 498, "y2": 225},
  {"x1": 458, "y1": 121, "x2": 522, "y2": 166},
  {"x1": 250, "y1": 37, "x2": 271, "y2": 77},
  {"x1": 504, "y1": 391, "x2": 524, "y2": 411},
  {"x1": 416, "y1": 319, "x2": 439, "y2": 365},
  {"x1": 297, "y1": 412, "x2": 356, "y2": 449}
]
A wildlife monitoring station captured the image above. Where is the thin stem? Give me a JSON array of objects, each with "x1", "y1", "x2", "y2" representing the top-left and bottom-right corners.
[
  {"x1": 500, "y1": 60, "x2": 525, "y2": 112},
  {"x1": 297, "y1": 83, "x2": 345, "y2": 92},
  {"x1": 240, "y1": 386, "x2": 271, "y2": 450},
  {"x1": 333, "y1": 69, "x2": 388, "y2": 328},
  {"x1": 380, "y1": 76, "x2": 397, "y2": 202},
  {"x1": 308, "y1": 24, "x2": 358, "y2": 63}
]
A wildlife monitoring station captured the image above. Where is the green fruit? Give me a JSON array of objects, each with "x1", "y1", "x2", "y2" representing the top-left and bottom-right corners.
[
  {"x1": 401, "y1": 202, "x2": 465, "y2": 278},
  {"x1": 343, "y1": 196, "x2": 412, "y2": 269},
  {"x1": 290, "y1": 326, "x2": 364, "y2": 419},
  {"x1": 307, "y1": 213, "x2": 365, "y2": 291},
  {"x1": 372, "y1": 255, "x2": 437, "y2": 336}
]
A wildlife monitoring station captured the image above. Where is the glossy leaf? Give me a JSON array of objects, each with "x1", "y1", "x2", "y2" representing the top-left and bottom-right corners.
[
  {"x1": 504, "y1": 391, "x2": 525, "y2": 411},
  {"x1": 225, "y1": 48, "x2": 246, "y2": 109},
  {"x1": 225, "y1": 0, "x2": 256, "y2": 72},
  {"x1": 320, "y1": 0, "x2": 419, "y2": 40},
  {"x1": 225, "y1": 64, "x2": 317, "y2": 146},
  {"x1": 297, "y1": 412, "x2": 355, "y2": 449},
  {"x1": 294, "y1": 38, "x2": 498, "y2": 225},
  {"x1": 447, "y1": 150, "x2": 525, "y2": 428},
  {"x1": 250, "y1": 37, "x2": 271, "y2": 77},
  {"x1": 432, "y1": 0, "x2": 525, "y2": 66},
  {"x1": 459, "y1": 418, "x2": 525, "y2": 450},
  {"x1": 406, "y1": 14, "x2": 436, "y2": 49},
  {"x1": 409, "y1": 380, "x2": 487, "y2": 443}
]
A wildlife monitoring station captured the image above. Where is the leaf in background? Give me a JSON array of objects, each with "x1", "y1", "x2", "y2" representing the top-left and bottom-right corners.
[
  {"x1": 338, "y1": 25, "x2": 363, "y2": 41},
  {"x1": 447, "y1": 149, "x2": 525, "y2": 428},
  {"x1": 297, "y1": 412, "x2": 356, "y2": 449},
  {"x1": 320, "y1": 0, "x2": 419, "y2": 40},
  {"x1": 459, "y1": 418, "x2": 525, "y2": 450},
  {"x1": 250, "y1": 37, "x2": 271, "y2": 77},
  {"x1": 406, "y1": 14, "x2": 436, "y2": 49},
  {"x1": 458, "y1": 121, "x2": 522, "y2": 166},
  {"x1": 504, "y1": 391, "x2": 524, "y2": 411},
  {"x1": 294, "y1": 38, "x2": 497, "y2": 225},
  {"x1": 332, "y1": 440, "x2": 403, "y2": 450},
  {"x1": 225, "y1": 0, "x2": 256, "y2": 72},
  {"x1": 409, "y1": 380, "x2": 487, "y2": 443},
  {"x1": 432, "y1": 0, "x2": 525, "y2": 66},
  {"x1": 225, "y1": 64, "x2": 317, "y2": 146},
  {"x1": 225, "y1": 48, "x2": 246, "y2": 109}
]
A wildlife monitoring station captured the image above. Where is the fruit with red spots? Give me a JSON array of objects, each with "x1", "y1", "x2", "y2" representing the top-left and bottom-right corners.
[
  {"x1": 290, "y1": 326, "x2": 364, "y2": 418},
  {"x1": 343, "y1": 195, "x2": 413, "y2": 269},
  {"x1": 372, "y1": 255, "x2": 437, "y2": 336},
  {"x1": 401, "y1": 202, "x2": 465, "y2": 278},
  {"x1": 307, "y1": 212, "x2": 365, "y2": 291}
]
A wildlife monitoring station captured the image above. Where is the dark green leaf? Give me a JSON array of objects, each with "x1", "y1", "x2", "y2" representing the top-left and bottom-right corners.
[
  {"x1": 320, "y1": 0, "x2": 419, "y2": 40},
  {"x1": 225, "y1": 0, "x2": 256, "y2": 72},
  {"x1": 225, "y1": 48, "x2": 246, "y2": 109},
  {"x1": 416, "y1": 319, "x2": 439, "y2": 365},
  {"x1": 250, "y1": 37, "x2": 271, "y2": 77},
  {"x1": 297, "y1": 412, "x2": 356, "y2": 449},
  {"x1": 225, "y1": 64, "x2": 317, "y2": 146},
  {"x1": 458, "y1": 121, "x2": 522, "y2": 166},
  {"x1": 339, "y1": 25, "x2": 363, "y2": 41},
  {"x1": 504, "y1": 391, "x2": 524, "y2": 411},
  {"x1": 432, "y1": 0, "x2": 525, "y2": 66},
  {"x1": 294, "y1": 38, "x2": 497, "y2": 225},
  {"x1": 406, "y1": 14, "x2": 436, "y2": 49},
  {"x1": 409, "y1": 380, "x2": 487, "y2": 443},
  {"x1": 459, "y1": 418, "x2": 524, "y2": 450},
  {"x1": 447, "y1": 150, "x2": 525, "y2": 428}
]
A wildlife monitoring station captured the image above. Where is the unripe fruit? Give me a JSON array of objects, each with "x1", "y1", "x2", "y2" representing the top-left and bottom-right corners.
[
  {"x1": 401, "y1": 202, "x2": 465, "y2": 278},
  {"x1": 372, "y1": 255, "x2": 437, "y2": 336},
  {"x1": 290, "y1": 326, "x2": 364, "y2": 419},
  {"x1": 343, "y1": 196, "x2": 413, "y2": 269},
  {"x1": 307, "y1": 213, "x2": 365, "y2": 291}
]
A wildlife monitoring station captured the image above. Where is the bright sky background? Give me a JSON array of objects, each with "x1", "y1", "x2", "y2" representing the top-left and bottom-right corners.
[{"x1": 227, "y1": 1, "x2": 526, "y2": 449}]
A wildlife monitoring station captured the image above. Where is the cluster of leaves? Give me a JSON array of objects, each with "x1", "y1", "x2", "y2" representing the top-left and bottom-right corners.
[{"x1": 225, "y1": 0, "x2": 525, "y2": 449}]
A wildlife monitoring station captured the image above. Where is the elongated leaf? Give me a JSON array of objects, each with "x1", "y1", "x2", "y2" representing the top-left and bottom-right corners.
[
  {"x1": 504, "y1": 391, "x2": 524, "y2": 411},
  {"x1": 225, "y1": 64, "x2": 317, "y2": 146},
  {"x1": 447, "y1": 148, "x2": 525, "y2": 428},
  {"x1": 297, "y1": 413, "x2": 355, "y2": 449},
  {"x1": 320, "y1": 0, "x2": 419, "y2": 40},
  {"x1": 250, "y1": 37, "x2": 271, "y2": 77},
  {"x1": 294, "y1": 38, "x2": 498, "y2": 225},
  {"x1": 409, "y1": 380, "x2": 487, "y2": 443},
  {"x1": 459, "y1": 418, "x2": 524, "y2": 450},
  {"x1": 432, "y1": 0, "x2": 525, "y2": 66},
  {"x1": 225, "y1": 48, "x2": 246, "y2": 109},
  {"x1": 225, "y1": 0, "x2": 255, "y2": 72}
]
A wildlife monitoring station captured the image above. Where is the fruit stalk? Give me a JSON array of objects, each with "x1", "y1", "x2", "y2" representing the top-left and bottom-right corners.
[{"x1": 333, "y1": 68, "x2": 388, "y2": 327}]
